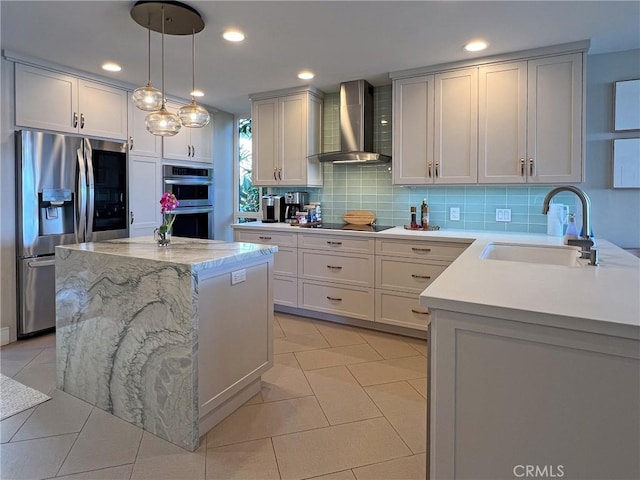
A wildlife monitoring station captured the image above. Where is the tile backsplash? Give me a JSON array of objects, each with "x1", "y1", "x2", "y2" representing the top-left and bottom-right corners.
[{"x1": 272, "y1": 88, "x2": 577, "y2": 234}]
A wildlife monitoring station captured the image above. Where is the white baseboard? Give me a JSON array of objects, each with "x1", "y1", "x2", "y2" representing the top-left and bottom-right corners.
[{"x1": 0, "y1": 327, "x2": 10, "y2": 346}]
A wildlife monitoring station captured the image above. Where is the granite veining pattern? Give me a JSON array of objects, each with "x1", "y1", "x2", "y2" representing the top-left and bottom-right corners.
[{"x1": 55, "y1": 237, "x2": 277, "y2": 451}]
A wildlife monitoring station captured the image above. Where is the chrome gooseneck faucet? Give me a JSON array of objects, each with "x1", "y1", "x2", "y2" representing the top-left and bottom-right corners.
[{"x1": 542, "y1": 185, "x2": 598, "y2": 265}]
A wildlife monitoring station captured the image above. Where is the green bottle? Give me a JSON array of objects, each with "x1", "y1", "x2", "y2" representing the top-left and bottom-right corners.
[{"x1": 421, "y1": 198, "x2": 429, "y2": 228}]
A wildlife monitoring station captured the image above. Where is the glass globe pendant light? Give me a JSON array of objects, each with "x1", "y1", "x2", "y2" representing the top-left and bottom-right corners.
[
  {"x1": 131, "y1": 25, "x2": 163, "y2": 111},
  {"x1": 178, "y1": 30, "x2": 210, "y2": 128},
  {"x1": 145, "y1": 5, "x2": 181, "y2": 136}
]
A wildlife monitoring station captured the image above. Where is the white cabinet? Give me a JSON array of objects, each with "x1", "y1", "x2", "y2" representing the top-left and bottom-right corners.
[
  {"x1": 162, "y1": 101, "x2": 213, "y2": 164},
  {"x1": 478, "y1": 53, "x2": 583, "y2": 183},
  {"x1": 392, "y1": 68, "x2": 478, "y2": 185},
  {"x1": 15, "y1": 63, "x2": 128, "y2": 140},
  {"x1": 127, "y1": 99, "x2": 160, "y2": 158},
  {"x1": 251, "y1": 88, "x2": 323, "y2": 186},
  {"x1": 128, "y1": 154, "x2": 162, "y2": 237}
]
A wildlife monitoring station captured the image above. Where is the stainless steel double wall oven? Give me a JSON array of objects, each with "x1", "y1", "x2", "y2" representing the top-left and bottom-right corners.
[{"x1": 162, "y1": 164, "x2": 214, "y2": 240}]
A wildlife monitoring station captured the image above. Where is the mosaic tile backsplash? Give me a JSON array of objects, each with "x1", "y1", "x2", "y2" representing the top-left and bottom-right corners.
[{"x1": 273, "y1": 88, "x2": 577, "y2": 234}]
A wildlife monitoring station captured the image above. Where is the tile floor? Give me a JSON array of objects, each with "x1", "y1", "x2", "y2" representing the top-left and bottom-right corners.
[{"x1": 1, "y1": 312, "x2": 428, "y2": 480}]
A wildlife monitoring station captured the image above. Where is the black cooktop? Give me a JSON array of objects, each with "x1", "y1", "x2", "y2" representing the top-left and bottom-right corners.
[{"x1": 305, "y1": 223, "x2": 395, "y2": 232}]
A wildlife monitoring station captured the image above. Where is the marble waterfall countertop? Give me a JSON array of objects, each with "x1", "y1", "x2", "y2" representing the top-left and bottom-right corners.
[
  {"x1": 232, "y1": 222, "x2": 640, "y2": 339},
  {"x1": 55, "y1": 236, "x2": 277, "y2": 451}
]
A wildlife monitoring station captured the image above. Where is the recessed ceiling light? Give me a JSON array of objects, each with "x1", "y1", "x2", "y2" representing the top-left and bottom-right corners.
[
  {"x1": 190, "y1": 90, "x2": 205, "y2": 97},
  {"x1": 223, "y1": 30, "x2": 245, "y2": 42},
  {"x1": 298, "y1": 71, "x2": 314, "y2": 80},
  {"x1": 102, "y1": 62, "x2": 121, "y2": 72},
  {"x1": 464, "y1": 40, "x2": 488, "y2": 52}
]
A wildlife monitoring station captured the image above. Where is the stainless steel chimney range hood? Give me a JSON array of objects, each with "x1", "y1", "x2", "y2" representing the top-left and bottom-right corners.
[{"x1": 312, "y1": 80, "x2": 391, "y2": 164}]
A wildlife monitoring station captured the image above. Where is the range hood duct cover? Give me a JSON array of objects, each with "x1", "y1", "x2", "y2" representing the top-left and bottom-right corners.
[{"x1": 315, "y1": 80, "x2": 391, "y2": 164}]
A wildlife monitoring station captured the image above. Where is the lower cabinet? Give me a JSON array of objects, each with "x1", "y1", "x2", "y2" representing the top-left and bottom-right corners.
[
  {"x1": 298, "y1": 279, "x2": 374, "y2": 321},
  {"x1": 375, "y1": 289, "x2": 430, "y2": 330}
]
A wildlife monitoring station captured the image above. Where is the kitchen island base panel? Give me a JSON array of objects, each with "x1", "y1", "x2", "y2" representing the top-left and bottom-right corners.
[{"x1": 428, "y1": 309, "x2": 640, "y2": 479}]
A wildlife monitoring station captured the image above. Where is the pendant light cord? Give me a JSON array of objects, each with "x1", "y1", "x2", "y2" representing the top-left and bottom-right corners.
[
  {"x1": 191, "y1": 29, "x2": 196, "y2": 100},
  {"x1": 161, "y1": 5, "x2": 165, "y2": 107},
  {"x1": 147, "y1": 25, "x2": 151, "y2": 83}
]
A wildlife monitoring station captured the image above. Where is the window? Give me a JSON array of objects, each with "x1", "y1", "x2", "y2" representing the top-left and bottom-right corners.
[{"x1": 234, "y1": 116, "x2": 264, "y2": 222}]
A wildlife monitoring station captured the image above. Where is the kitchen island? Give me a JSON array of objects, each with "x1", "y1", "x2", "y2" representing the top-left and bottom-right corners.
[
  {"x1": 55, "y1": 237, "x2": 277, "y2": 451},
  {"x1": 420, "y1": 235, "x2": 640, "y2": 479}
]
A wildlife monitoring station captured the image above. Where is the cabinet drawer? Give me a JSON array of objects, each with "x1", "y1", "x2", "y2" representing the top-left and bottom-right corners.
[
  {"x1": 274, "y1": 247, "x2": 297, "y2": 277},
  {"x1": 236, "y1": 230, "x2": 298, "y2": 247},
  {"x1": 375, "y1": 289, "x2": 430, "y2": 331},
  {"x1": 298, "y1": 280, "x2": 374, "y2": 321},
  {"x1": 299, "y1": 250, "x2": 373, "y2": 287},
  {"x1": 376, "y1": 238, "x2": 468, "y2": 261},
  {"x1": 376, "y1": 257, "x2": 448, "y2": 293},
  {"x1": 274, "y1": 275, "x2": 297, "y2": 307},
  {"x1": 299, "y1": 234, "x2": 374, "y2": 254}
]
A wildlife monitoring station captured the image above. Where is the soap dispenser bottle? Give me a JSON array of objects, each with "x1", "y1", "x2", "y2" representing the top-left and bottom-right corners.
[{"x1": 564, "y1": 213, "x2": 579, "y2": 244}]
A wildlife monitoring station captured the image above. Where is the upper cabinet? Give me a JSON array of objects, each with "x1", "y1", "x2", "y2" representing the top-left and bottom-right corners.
[
  {"x1": 162, "y1": 100, "x2": 213, "y2": 164},
  {"x1": 250, "y1": 87, "x2": 323, "y2": 187},
  {"x1": 393, "y1": 68, "x2": 478, "y2": 185},
  {"x1": 127, "y1": 98, "x2": 160, "y2": 158},
  {"x1": 391, "y1": 43, "x2": 586, "y2": 185},
  {"x1": 15, "y1": 63, "x2": 128, "y2": 141},
  {"x1": 478, "y1": 53, "x2": 583, "y2": 183}
]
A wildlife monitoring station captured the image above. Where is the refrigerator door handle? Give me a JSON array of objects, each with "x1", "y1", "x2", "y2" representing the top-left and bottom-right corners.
[
  {"x1": 76, "y1": 147, "x2": 87, "y2": 243},
  {"x1": 85, "y1": 139, "x2": 95, "y2": 243},
  {"x1": 27, "y1": 258, "x2": 57, "y2": 268}
]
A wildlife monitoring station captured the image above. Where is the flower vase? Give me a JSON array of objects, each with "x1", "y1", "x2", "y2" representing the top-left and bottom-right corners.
[{"x1": 154, "y1": 227, "x2": 171, "y2": 247}]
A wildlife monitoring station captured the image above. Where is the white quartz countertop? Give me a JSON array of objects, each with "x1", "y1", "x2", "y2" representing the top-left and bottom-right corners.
[
  {"x1": 232, "y1": 222, "x2": 640, "y2": 339},
  {"x1": 56, "y1": 236, "x2": 278, "y2": 272}
]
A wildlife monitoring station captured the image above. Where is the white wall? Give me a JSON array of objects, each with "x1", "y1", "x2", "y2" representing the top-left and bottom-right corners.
[{"x1": 584, "y1": 49, "x2": 640, "y2": 248}]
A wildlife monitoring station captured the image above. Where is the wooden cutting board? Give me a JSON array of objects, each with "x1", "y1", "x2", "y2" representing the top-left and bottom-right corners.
[{"x1": 343, "y1": 210, "x2": 376, "y2": 225}]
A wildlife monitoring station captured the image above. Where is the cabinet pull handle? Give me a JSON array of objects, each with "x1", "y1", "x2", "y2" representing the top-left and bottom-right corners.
[
  {"x1": 258, "y1": 236, "x2": 272, "y2": 240},
  {"x1": 130, "y1": 211, "x2": 134, "y2": 224},
  {"x1": 327, "y1": 241, "x2": 343, "y2": 246},
  {"x1": 519, "y1": 158, "x2": 525, "y2": 176},
  {"x1": 411, "y1": 247, "x2": 431, "y2": 252},
  {"x1": 435, "y1": 161, "x2": 439, "y2": 178},
  {"x1": 273, "y1": 168, "x2": 277, "y2": 181},
  {"x1": 411, "y1": 274, "x2": 431, "y2": 279},
  {"x1": 327, "y1": 265, "x2": 343, "y2": 270},
  {"x1": 528, "y1": 158, "x2": 535, "y2": 177},
  {"x1": 278, "y1": 168, "x2": 282, "y2": 180},
  {"x1": 192, "y1": 145, "x2": 195, "y2": 157},
  {"x1": 129, "y1": 136, "x2": 134, "y2": 151},
  {"x1": 73, "y1": 112, "x2": 78, "y2": 128},
  {"x1": 80, "y1": 113, "x2": 85, "y2": 129},
  {"x1": 411, "y1": 309, "x2": 429, "y2": 315},
  {"x1": 427, "y1": 161, "x2": 432, "y2": 178},
  {"x1": 326, "y1": 296, "x2": 342, "y2": 302}
]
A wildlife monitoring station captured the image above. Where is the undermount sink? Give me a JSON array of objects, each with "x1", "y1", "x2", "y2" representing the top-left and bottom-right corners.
[{"x1": 481, "y1": 242, "x2": 585, "y2": 267}]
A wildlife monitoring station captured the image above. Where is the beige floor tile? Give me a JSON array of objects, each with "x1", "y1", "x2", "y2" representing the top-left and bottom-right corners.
[
  {"x1": 313, "y1": 320, "x2": 367, "y2": 347},
  {"x1": 309, "y1": 470, "x2": 356, "y2": 479},
  {"x1": 305, "y1": 366, "x2": 382, "y2": 425},
  {"x1": 0, "y1": 358, "x2": 29, "y2": 377},
  {"x1": 274, "y1": 334, "x2": 330, "y2": 354},
  {"x1": 261, "y1": 353, "x2": 314, "y2": 402},
  {"x1": 58, "y1": 408, "x2": 143, "y2": 476},
  {"x1": 277, "y1": 313, "x2": 321, "y2": 336},
  {"x1": 358, "y1": 330, "x2": 419, "y2": 359},
  {"x1": 12, "y1": 360, "x2": 57, "y2": 394},
  {"x1": 348, "y1": 356, "x2": 426, "y2": 387},
  {"x1": 0, "y1": 407, "x2": 34, "y2": 443},
  {"x1": 31, "y1": 346, "x2": 57, "y2": 364},
  {"x1": 407, "y1": 377, "x2": 427, "y2": 399},
  {"x1": 352, "y1": 453, "x2": 426, "y2": 479},
  {"x1": 54, "y1": 464, "x2": 134, "y2": 480},
  {"x1": 295, "y1": 343, "x2": 383, "y2": 371},
  {"x1": 206, "y1": 438, "x2": 279, "y2": 479},
  {"x1": 131, "y1": 431, "x2": 206, "y2": 480},
  {"x1": 273, "y1": 321, "x2": 285, "y2": 339},
  {"x1": 0, "y1": 433, "x2": 76, "y2": 479},
  {"x1": 365, "y1": 382, "x2": 426, "y2": 453},
  {"x1": 207, "y1": 396, "x2": 328, "y2": 448},
  {"x1": 272, "y1": 417, "x2": 411, "y2": 480},
  {"x1": 12, "y1": 389, "x2": 92, "y2": 441},
  {"x1": 403, "y1": 337, "x2": 428, "y2": 357},
  {"x1": 244, "y1": 392, "x2": 263, "y2": 405}
]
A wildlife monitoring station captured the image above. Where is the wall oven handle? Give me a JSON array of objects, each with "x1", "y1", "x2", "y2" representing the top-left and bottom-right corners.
[
  {"x1": 171, "y1": 207, "x2": 214, "y2": 215},
  {"x1": 163, "y1": 179, "x2": 214, "y2": 186}
]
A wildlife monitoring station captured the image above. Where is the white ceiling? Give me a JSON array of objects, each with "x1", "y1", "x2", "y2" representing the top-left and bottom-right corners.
[{"x1": 2, "y1": 1, "x2": 639, "y2": 114}]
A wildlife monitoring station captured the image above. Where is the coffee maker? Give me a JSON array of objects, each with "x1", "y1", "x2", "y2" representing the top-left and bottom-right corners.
[
  {"x1": 261, "y1": 195, "x2": 285, "y2": 222},
  {"x1": 284, "y1": 192, "x2": 308, "y2": 223}
]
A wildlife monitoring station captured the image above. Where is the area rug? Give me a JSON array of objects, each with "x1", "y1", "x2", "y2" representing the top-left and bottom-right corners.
[{"x1": 0, "y1": 373, "x2": 50, "y2": 420}]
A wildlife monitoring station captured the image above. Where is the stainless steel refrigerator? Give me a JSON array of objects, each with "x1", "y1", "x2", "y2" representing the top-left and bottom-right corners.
[{"x1": 16, "y1": 130, "x2": 129, "y2": 337}]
